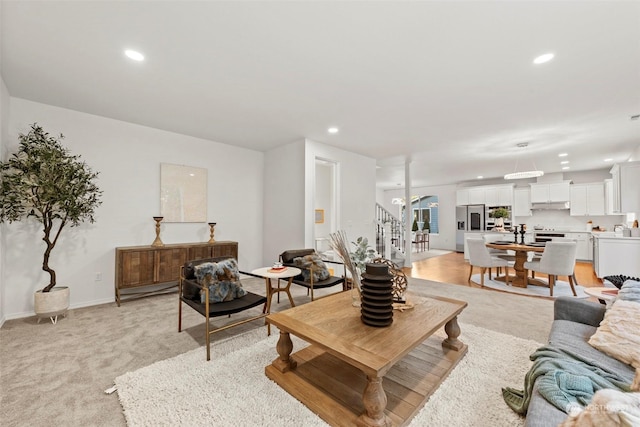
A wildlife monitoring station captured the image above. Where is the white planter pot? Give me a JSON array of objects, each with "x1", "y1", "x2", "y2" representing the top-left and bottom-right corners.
[{"x1": 34, "y1": 286, "x2": 70, "y2": 324}]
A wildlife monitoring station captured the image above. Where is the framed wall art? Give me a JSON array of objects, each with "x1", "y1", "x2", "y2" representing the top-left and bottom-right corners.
[{"x1": 160, "y1": 163, "x2": 207, "y2": 222}]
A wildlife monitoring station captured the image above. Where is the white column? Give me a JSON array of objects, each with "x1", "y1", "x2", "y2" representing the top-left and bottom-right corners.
[
  {"x1": 404, "y1": 158, "x2": 412, "y2": 265},
  {"x1": 384, "y1": 222, "x2": 391, "y2": 259}
]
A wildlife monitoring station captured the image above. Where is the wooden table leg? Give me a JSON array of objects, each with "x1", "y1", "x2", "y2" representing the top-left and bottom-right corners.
[
  {"x1": 442, "y1": 316, "x2": 465, "y2": 351},
  {"x1": 264, "y1": 278, "x2": 273, "y2": 314},
  {"x1": 271, "y1": 331, "x2": 297, "y2": 373},
  {"x1": 510, "y1": 250, "x2": 529, "y2": 288},
  {"x1": 283, "y1": 277, "x2": 296, "y2": 307},
  {"x1": 356, "y1": 375, "x2": 392, "y2": 427}
]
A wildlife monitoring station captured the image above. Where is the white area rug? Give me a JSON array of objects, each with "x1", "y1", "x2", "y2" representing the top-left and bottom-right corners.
[
  {"x1": 471, "y1": 273, "x2": 589, "y2": 298},
  {"x1": 115, "y1": 323, "x2": 541, "y2": 426}
]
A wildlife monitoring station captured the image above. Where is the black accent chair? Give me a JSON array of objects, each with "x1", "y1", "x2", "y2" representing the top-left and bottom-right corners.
[
  {"x1": 279, "y1": 249, "x2": 347, "y2": 301},
  {"x1": 178, "y1": 257, "x2": 268, "y2": 361}
]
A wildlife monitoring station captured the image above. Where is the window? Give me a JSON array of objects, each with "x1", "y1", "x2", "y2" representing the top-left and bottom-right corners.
[{"x1": 404, "y1": 195, "x2": 439, "y2": 233}]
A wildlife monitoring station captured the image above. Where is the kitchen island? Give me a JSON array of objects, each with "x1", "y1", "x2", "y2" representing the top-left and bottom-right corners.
[{"x1": 592, "y1": 234, "x2": 640, "y2": 279}]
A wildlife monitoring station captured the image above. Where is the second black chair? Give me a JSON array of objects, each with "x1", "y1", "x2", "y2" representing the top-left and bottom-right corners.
[{"x1": 279, "y1": 249, "x2": 347, "y2": 301}]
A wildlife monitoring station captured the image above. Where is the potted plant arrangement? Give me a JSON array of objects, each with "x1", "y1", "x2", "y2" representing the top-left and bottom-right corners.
[
  {"x1": 0, "y1": 124, "x2": 103, "y2": 324},
  {"x1": 328, "y1": 231, "x2": 377, "y2": 307},
  {"x1": 490, "y1": 207, "x2": 510, "y2": 230}
]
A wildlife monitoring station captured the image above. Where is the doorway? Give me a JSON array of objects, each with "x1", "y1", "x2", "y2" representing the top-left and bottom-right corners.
[{"x1": 314, "y1": 158, "x2": 338, "y2": 253}]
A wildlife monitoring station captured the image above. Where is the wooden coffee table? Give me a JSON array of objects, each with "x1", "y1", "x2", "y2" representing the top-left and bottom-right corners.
[{"x1": 265, "y1": 291, "x2": 468, "y2": 427}]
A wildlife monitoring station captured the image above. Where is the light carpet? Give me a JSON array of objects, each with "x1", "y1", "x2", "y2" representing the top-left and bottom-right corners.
[
  {"x1": 470, "y1": 273, "x2": 588, "y2": 298},
  {"x1": 115, "y1": 322, "x2": 542, "y2": 427}
]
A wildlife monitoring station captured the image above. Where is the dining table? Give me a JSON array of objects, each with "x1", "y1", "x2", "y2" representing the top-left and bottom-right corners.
[{"x1": 485, "y1": 241, "x2": 547, "y2": 288}]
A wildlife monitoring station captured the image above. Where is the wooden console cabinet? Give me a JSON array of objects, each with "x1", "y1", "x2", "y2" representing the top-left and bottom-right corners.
[{"x1": 114, "y1": 241, "x2": 238, "y2": 306}]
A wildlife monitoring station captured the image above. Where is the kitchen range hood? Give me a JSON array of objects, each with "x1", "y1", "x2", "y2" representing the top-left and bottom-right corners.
[{"x1": 531, "y1": 202, "x2": 570, "y2": 210}]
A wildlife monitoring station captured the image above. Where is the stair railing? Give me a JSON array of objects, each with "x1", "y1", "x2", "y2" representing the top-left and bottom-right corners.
[{"x1": 375, "y1": 203, "x2": 406, "y2": 259}]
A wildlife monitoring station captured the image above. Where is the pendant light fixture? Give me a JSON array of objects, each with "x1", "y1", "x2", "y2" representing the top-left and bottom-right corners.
[{"x1": 504, "y1": 142, "x2": 544, "y2": 180}]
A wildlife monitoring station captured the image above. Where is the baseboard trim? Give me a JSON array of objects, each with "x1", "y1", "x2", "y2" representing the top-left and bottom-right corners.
[{"x1": 3, "y1": 296, "x2": 116, "y2": 322}]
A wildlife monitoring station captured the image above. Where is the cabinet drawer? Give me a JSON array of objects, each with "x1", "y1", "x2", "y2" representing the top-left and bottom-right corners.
[
  {"x1": 155, "y1": 248, "x2": 188, "y2": 283},
  {"x1": 117, "y1": 250, "x2": 155, "y2": 289},
  {"x1": 212, "y1": 242, "x2": 239, "y2": 258},
  {"x1": 188, "y1": 245, "x2": 213, "y2": 260}
]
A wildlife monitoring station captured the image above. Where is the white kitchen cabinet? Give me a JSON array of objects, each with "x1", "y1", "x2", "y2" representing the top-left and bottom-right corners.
[
  {"x1": 593, "y1": 236, "x2": 640, "y2": 278},
  {"x1": 456, "y1": 189, "x2": 469, "y2": 206},
  {"x1": 570, "y1": 183, "x2": 605, "y2": 216},
  {"x1": 604, "y1": 179, "x2": 615, "y2": 215},
  {"x1": 513, "y1": 188, "x2": 532, "y2": 217},
  {"x1": 484, "y1": 184, "x2": 514, "y2": 207},
  {"x1": 497, "y1": 185, "x2": 514, "y2": 206},
  {"x1": 562, "y1": 232, "x2": 592, "y2": 261},
  {"x1": 468, "y1": 187, "x2": 485, "y2": 205},
  {"x1": 530, "y1": 182, "x2": 571, "y2": 203},
  {"x1": 483, "y1": 187, "x2": 497, "y2": 206},
  {"x1": 457, "y1": 184, "x2": 513, "y2": 207},
  {"x1": 609, "y1": 161, "x2": 640, "y2": 214}
]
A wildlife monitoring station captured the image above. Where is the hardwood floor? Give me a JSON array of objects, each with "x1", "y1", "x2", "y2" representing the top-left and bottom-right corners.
[{"x1": 405, "y1": 251, "x2": 603, "y2": 289}]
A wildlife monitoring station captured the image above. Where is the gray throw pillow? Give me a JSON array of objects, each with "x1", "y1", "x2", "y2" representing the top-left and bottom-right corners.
[{"x1": 293, "y1": 254, "x2": 330, "y2": 282}]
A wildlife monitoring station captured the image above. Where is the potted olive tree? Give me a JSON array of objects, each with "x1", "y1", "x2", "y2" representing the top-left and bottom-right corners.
[{"x1": 0, "y1": 124, "x2": 102, "y2": 323}]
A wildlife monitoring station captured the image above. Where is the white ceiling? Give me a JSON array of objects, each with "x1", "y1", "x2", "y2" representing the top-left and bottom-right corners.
[{"x1": 2, "y1": 1, "x2": 639, "y2": 189}]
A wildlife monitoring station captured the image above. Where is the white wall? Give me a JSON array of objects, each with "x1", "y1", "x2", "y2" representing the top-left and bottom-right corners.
[
  {"x1": 0, "y1": 75, "x2": 9, "y2": 325},
  {"x1": 3, "y1": 98, "x2": 264, "y2": 319},
  {"x1": 305, "y1": 139, "x2": 377, "y2": 250},
  {"x1": 314, "y1": 162, "x2": 333, "y2": 251},
  {"x1": 262, "y1": 140, "x2": 306, "y2": 264},
  {"x1": 262, "y1": 139, "x2": 377, "y2": 265},
  {"x1": 630, "y1": 143, "x2": 640, "y2": 162}
]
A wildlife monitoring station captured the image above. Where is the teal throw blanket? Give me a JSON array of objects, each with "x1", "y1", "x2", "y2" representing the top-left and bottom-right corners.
[{"x1": 502, "y1": 345, "x2": 631, "y2": 415}]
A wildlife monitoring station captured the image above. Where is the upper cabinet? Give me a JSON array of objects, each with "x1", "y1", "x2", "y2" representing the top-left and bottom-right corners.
[
  {"x1": 604, "y1": 179, "x2": 615, "y2": 215},
  {"x1": 456, "y1": 188, "x2": 469, "y2": 206},
  {"x1": 468, "y1": 187, "x2": 485, "y2": 205},
  {"x1": 570, "y1": 183, "x2": 605, "y2": 216},
  {"x1": 456, "y1": 184, "x2": 514, "y2": 206},
  {"x1": 513, "y1": 188, "x2": 532, "y2": 217},
  {"x1": 610, "y1": 161, "x2": 640, "y2": 214},
  {"x1": 485, "y1": 185, "x2": 513, "y2": 206},
  {"x1": 529, "y1": 182, "x2": 571, "y2": 203}
]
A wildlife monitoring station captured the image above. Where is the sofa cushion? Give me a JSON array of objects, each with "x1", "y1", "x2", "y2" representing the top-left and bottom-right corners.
[
  {"x1": 589, "y1": 299, "x2": 640, "y2": 369},
  {"x1": 525, "y1": 381, "x2": 569, "y2": 427},
  {"x1": 194, "y1": 259, "x2": 247, "y2": 303},
  {"x1": 618, "y1": 279, "x2": 640, "y2": 303},
  {"x1": 280, "y1": 249, "x2": 315, "y2": 264},
  {"x1": 293, "y1": 254, "x2": 330, "y2": 282},
  {"x1": 557, "y1": 388, "x2": 640, "y2": 426},
  {"x1": 603, "y1": 275, "x2": 640, "y2": 289},
  {"x1": 550, "y1": 320, "x2": 636, "y2": 380}
]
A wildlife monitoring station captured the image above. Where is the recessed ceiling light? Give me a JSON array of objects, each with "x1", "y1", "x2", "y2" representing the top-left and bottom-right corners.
[
  {"x1": 562, "y1": 166, "x2": 570, "y2": 170},
  {"x1": 533, "y1": 53, "x2": 554, "y2": 64},
  {"x1": 477, "y1": 176, "x2": 483, "y2": 179},
  {"x1": 558, "y1": 153, "x2": 568, "y2": 157},
  {"x1": 604, "y1": 158, "x2": 613, "y2": 162},
  {"x1": 327, "y1": 127, "x2": 339, "y2": 134},
  {"x1": 560, "y1": 161, "x2": 569, "y2": 165},
  {"x1": 125, "y1": 49, "x2": 144, "y2": 61}
]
